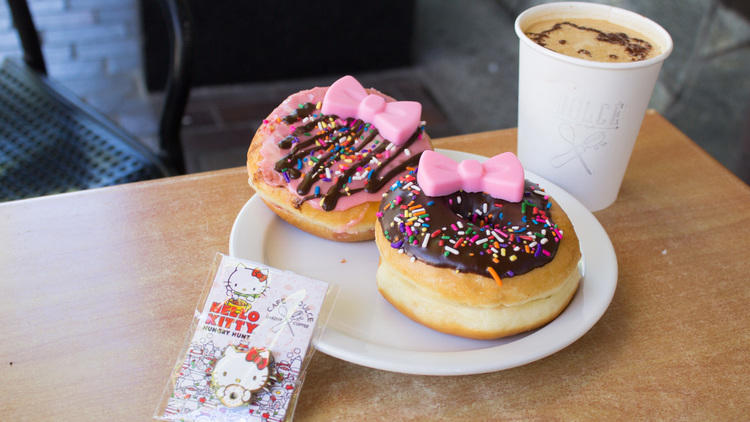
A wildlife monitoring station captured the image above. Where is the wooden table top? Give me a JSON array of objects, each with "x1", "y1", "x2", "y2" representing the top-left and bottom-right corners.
[{"x1": 1, "y1": 111, "x2": 748, "y2": 420}]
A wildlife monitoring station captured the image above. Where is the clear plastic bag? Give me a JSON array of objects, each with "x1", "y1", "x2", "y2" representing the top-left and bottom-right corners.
[{"x1": 154, "y1": 253, "x2": 336, "y2": 421}]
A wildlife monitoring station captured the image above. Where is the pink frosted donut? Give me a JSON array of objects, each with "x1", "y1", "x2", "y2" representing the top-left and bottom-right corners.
[{"x1": 247, "y1": 79, "x2": 432, "y2": 241}]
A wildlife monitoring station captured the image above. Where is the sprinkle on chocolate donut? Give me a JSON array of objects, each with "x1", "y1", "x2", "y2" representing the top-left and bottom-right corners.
[
  {"x1": 377, "y1": 168, "x2": 563, "y2": 283},
  {"x1": 271, "y1": 102, "x2": 426, "y2": 211}
]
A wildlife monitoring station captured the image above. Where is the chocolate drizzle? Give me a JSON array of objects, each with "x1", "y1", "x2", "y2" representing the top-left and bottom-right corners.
[
  {"x1": 273, "y1": 102, "x2": 426, "y2": 211},
  {"x1": 378, "y1": 170, "x2": 563, "y2": 279},
  {"x1": 526, "y1": 21, "x2": 653, "y2": 61},
  {"x1": 282, "y1": 102, "x2": 315, "y2": 124}
]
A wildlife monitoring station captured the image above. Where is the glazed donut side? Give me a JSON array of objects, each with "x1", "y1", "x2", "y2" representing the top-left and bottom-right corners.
[
  {"x1": 375, "y1": 244, "x2": 580, "y2": 339},
  {"x1": 247, "y1": 131, "x2": 379, "y2": 241}
]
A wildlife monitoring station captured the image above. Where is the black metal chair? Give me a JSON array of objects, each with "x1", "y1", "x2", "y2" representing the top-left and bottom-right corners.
[{"x1": 0, "y1": 0, "x2": 192, "y2": 202}]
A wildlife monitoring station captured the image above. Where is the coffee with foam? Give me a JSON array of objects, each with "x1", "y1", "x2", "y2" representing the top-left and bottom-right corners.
[{"x1": 524, "y1": 18, "x2": 659, "y2": 63}]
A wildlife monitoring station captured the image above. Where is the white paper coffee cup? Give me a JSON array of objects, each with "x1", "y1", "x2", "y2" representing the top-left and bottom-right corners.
[{"x1": 515, "y1": 2, "x2": 672, "y2": 211}]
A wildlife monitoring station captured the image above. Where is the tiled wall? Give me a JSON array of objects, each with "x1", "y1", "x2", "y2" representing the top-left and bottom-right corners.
[
  {"x1": 1, "y1": 0, "x2": 141, "y2": 89},
  {"x1": 0, "y1": 0, "x2": 158, "y2": 148}
]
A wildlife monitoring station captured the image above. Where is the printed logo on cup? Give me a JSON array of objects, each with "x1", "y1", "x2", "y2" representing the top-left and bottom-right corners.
[
  {"x1": 550, "y1": 96, "x2": 625, "y2": 175},
  {"x1": 555, "y1": 96, "x2": 624, "y2": 130}
]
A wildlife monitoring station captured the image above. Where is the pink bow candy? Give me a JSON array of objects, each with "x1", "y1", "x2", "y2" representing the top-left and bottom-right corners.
[
  {"x1": 417, "y1": 150, "x2": 525, "y2": 202},
  {"x1": 321, "y1": 75, "x2": 421, "y2": 145}
]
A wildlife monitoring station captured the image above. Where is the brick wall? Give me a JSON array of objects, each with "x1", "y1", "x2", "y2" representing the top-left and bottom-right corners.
[
  {"x1": 0, "y1": 0, "x2": 162, "y2": 149},
  {"x1": 0, "y1": 0, "x2": 142, "y2": 91}
]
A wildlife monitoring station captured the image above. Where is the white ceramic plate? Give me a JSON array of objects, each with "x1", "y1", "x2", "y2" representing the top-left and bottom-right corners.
[{"x1": 229, "y1": 149, "x2": 617, "y2": 375}]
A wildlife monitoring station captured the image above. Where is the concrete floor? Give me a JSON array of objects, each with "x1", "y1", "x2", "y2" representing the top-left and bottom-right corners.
[{"x1": 1, "y1": 0, "x2": 749, "y2": 184}]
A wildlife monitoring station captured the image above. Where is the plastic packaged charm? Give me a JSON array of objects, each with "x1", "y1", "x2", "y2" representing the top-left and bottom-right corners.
[{"x1": 155, "y1": 253, "x2": 334, "y2": 421}]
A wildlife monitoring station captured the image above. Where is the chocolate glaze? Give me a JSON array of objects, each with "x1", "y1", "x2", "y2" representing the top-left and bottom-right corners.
[
  {"x1": 378, "y1": 169, "x2": 563, "y2": 279},
  {"x1": 273, "y1": 102, "x2": 426, "y2": 211},
  {"x1": 526, "y1": 21, "x2": 653, "y2": 61}
]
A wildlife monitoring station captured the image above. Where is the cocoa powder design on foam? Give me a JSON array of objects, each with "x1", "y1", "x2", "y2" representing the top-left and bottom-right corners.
[{"x1": 526, "y1": 20, "x2": 654, "y2": 62}]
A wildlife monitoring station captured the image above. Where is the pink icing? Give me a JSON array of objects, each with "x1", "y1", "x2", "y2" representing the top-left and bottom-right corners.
[
  {"x1": 256, "y1": 86, "x2": 431, "y2": 212},
  {"x1": 416, "y1": 150, "x2": 525, "y2": 202},
  {"x1": 321, "y1": 75, "x2": 421, "y2": 146}
]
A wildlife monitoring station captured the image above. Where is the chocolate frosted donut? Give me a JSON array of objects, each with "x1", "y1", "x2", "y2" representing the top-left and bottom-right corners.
[{"x1": 374, "y1": 151, "x2": 582, "y2": 339}]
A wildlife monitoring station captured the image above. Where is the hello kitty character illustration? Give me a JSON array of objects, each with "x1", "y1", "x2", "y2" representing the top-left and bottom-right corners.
[
  {"x1": 211, "y1": 346, "x2": 272, "y2": 408},
  {"x1": 226, "y1": 264, "x2": 269, "y2": 305}
]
